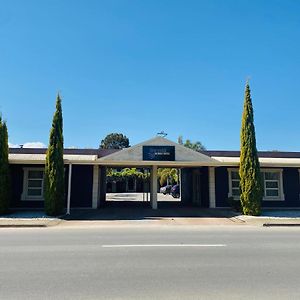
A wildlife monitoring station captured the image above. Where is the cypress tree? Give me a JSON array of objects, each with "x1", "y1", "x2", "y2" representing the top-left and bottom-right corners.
[
  {"x1": 0, "y1": 118, "x2": 10, "y2": 214},
  {"x1": 44, "y1": 94, "x2": 65, "y2": 216},
  {"x1": 239, "y1": 82, "x2": 262, "y2": 216}
]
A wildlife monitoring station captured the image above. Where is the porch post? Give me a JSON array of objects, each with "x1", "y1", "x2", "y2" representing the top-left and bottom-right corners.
[
  {"x1": 67, "y1": 163, "x2": 72, "y2": 215},
  {"x1": 99, "y1": 167, "x2": 107, "y2": 207},
  {"x1": 150, "y1": 165, "x2": 158, "y2": 209},
  {"x1": 92, "y1": 165, "x2": 99, "y2": 209},
  {"x1": 208, "y1": 167, "x2": 216, "y2": 208}
]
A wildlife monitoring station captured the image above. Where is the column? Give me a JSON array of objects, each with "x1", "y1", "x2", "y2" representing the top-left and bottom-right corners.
[
  {"x1": 209, "y1": 167, "x2": 216, "y2": 208},
  {"x1": 150, "y1": 165, "x2": 158, "y2": 209},
  {"x1": 99, "y1": 167, "x2": 107, "y2": 207},
  {"x1": 66, "y1": 163, "x2": 72, "y2": 215},
  {"x1": 92, "y1": 165, "x2": 99, "y2": 209}
]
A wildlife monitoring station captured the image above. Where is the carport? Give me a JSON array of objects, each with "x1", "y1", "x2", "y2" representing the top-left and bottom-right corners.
[{"x1": 95, "y1": 137, "x2": 219, "y2": 210}]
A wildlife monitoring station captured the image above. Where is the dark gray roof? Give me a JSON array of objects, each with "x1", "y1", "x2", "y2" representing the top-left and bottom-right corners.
[
  {"x1": 9, "y1": 148, "x2": 119, "y2": 158},
  {"x1": 9, "y1": 148, "x2": 300, "y2": 159},
  {"x1": 205, "y1": 150, "x2": 300, "y2": 158}
]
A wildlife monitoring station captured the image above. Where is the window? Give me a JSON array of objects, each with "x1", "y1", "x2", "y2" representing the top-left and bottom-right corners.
[
  {"x1": 228, "y1": 168, "x2": 284, "y2": 201},
  {"x1": 262, "y1": 170, "x2": 284, "y2": 201},
  {"x1": 22, "y1": 168, "x2": 44, "y2": 200},
  {"x1": 228, "y1": 169, "x2": 240, "y2": 199}
]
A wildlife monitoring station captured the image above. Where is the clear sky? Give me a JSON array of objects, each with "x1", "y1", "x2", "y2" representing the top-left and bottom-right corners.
[{"x1": 0, "y1": 0, "x2": 299, "y2": 150}]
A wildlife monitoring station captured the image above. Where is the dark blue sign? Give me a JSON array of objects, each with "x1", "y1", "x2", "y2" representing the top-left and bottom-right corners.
[{"x1": 143, "y1": 146, "x2": 175, "y2": 161}]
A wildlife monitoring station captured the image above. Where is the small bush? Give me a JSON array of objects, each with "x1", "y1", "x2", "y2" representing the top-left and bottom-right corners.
[{"x1": 227, "y1": 196, "x2": 242, "y2": 212}]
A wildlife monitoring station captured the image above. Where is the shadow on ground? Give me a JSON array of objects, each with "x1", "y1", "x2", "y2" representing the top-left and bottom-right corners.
[{"x1": 63, "y1": 202, "x2": 238, "y2": 221}]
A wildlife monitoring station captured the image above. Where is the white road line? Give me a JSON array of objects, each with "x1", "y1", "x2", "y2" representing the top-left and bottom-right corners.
[{"x1": 102, "y1": 244, "x2": 226, "y2": 248}]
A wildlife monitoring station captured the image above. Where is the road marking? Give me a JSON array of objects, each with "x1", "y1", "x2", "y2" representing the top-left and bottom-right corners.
[{"x1": 102, "y1": 244, "x2": 226, "y2": 248}]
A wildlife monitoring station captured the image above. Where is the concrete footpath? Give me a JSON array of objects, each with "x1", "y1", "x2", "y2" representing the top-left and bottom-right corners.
[
  {"x1": 0, "y1": 208, "x2": 239, "y2": 227},
  {"x1": 236, "y1": 214, "x2": 300, "y2": 226},
  {"x1": 0, "y1": 211, "x2": 62, "y2": 227},
  {"x1": 1, "y1": 209, "x2": 300, "y2": 227},
  {"x1": 0, "y1": 210, "x2": 240, "y2": 227},
  {"x1": 0, "y1": 208, "x2": 300, "y2": 228}
]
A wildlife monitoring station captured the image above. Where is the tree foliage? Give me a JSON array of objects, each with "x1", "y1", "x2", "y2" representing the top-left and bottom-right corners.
[
  {"x1": 178, "y1": 135, "x2": 206, "y2": 152},
  {"x1": 239, "y1": 83, "x2": 262, "y2": 216},
  {"x1": 157, "y1": 168, "x2": 178, "y2": 186},
  {"x1": 44, "y1": 94, "x2": 65, "y2": 216},
  {"x1": 100, "y1": 133, "x2": 130, "y2": 149},
  {"x1": 107, "y1": 168, "x2": 149, "y2": 181},
  {"x1": 0, "y1": 117, "x2": 10, "y2": 214}
]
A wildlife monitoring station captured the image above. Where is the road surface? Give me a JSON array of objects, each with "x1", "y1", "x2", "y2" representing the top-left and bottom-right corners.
[{"x1": 0, "y1": 225, "x2": 300, "y2": 299}]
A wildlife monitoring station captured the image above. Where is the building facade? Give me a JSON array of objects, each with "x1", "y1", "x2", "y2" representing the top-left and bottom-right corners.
[{"x1": 8, "y1": 137, "x2": 300, "y2": 211}]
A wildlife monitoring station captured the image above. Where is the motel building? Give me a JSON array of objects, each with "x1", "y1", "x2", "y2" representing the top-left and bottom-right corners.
[{"x1": 8, "y1": 136, "x2": 300, "y2": 212}]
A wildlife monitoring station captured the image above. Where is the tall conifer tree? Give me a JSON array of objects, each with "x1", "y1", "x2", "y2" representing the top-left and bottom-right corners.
[
  {"x1": 0, "y1": 118, "x2": 10, "y2": 214},
  {"x1": 239, "y1": 82, "x2": 262, "y2": 215},
  {"x1": 45, "y1": 94, "x2": 65, "y2": 216}
]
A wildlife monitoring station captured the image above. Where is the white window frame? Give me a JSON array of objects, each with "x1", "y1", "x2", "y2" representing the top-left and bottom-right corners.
[
  {"x1": 227, "y1": 168, "x2": 285, "y2": 201},
  {"x1": 21, "y1": 168, "x2": 45, "y2": 201},
  {"x1": 262, "y1": 169, "x2": 284, "y2": 201},
  {"x1": 228, "y1": 168, "x2": 240, "y2": 200}
]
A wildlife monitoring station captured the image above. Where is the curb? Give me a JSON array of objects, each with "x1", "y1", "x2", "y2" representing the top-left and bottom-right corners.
[
  {"x1": 0, "y1": 224, "x2": 48, "y2": 228},
  {"x1": 263, "y1": 223, "x2": 300, "y2": 227}
]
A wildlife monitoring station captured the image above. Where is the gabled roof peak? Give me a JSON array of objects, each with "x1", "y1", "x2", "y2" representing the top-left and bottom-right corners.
[{"x1": 98, "y1": 136, "x2": 219, "y2": 166}]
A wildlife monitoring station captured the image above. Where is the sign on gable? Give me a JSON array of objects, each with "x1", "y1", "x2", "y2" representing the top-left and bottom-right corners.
[{"x1": 143, "y1": 146, "x2": 175, "y2": 161}]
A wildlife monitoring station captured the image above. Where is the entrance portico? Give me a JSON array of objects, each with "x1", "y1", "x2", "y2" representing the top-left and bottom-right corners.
[{"x1": 97, "y1": 136, "x2": 219, "y2": 209}]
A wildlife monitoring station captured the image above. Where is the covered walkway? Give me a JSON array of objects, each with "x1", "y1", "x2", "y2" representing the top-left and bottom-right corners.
[{"x1": 93, "y1": 136, "x2": 219, "y2": 211}]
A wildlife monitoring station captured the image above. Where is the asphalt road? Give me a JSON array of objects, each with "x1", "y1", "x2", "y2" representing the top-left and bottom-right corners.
[{"x1": 0, "y1": 226, "x2": 300, "y2": 300}]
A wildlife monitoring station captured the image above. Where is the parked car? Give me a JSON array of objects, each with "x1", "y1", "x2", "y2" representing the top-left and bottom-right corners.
[
  {"x1": 171, "y1": 184, "x2": 180, "y2": 198},
  {"x1": 160, "y1": 185, "x2": 172, "y2": 195}
]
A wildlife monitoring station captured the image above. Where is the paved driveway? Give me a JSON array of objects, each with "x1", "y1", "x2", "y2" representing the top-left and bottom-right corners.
[{"x1": 106, "y1": 192, "x2": 181, "y2": 202}]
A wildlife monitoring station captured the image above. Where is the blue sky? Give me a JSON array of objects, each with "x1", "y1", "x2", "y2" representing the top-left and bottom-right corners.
[{"x1": 0, "y1": 0, "x2": 299, "y2": 150}]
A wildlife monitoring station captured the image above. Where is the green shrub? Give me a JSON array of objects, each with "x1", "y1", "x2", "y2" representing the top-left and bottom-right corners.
[{"x1": 227, "y1": 196, "x2": 242, "y2": 212}]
